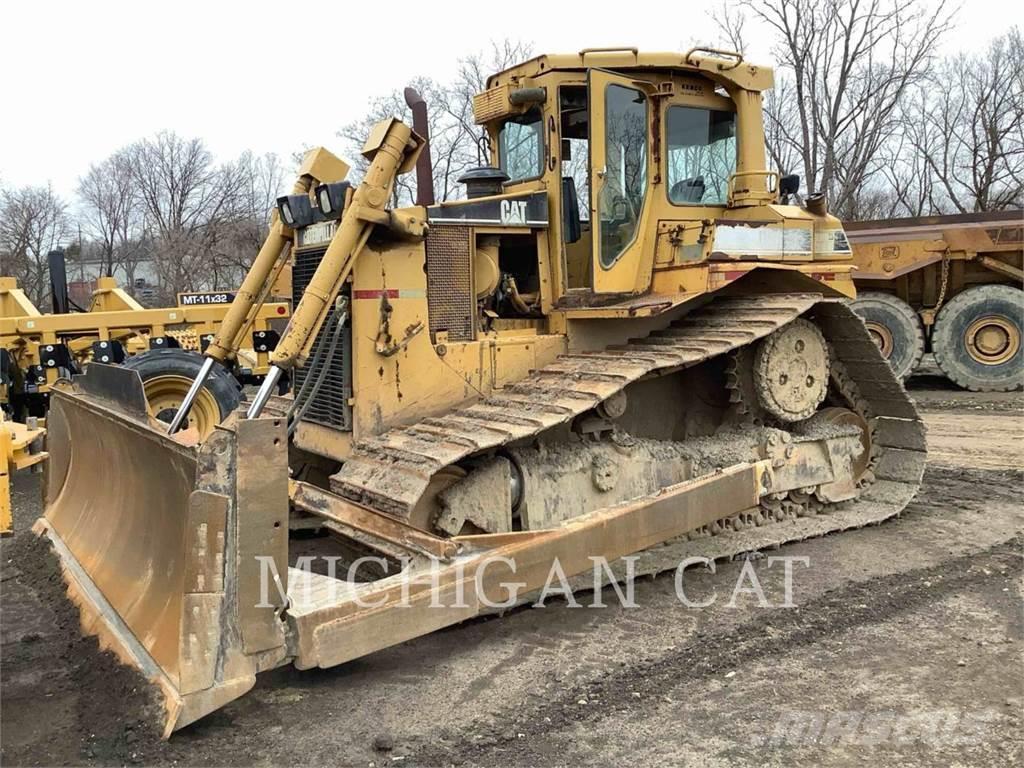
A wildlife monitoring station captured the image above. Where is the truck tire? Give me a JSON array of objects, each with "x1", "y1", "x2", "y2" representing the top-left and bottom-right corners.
[
  {"x1": 932, "y1": 284, "x2": 1023, "y2": 392},
  {"x1": 122, "y1": 349, "x2": 243, "y2": 437},
  {"x1": 851, "y1": 292, "x2": 925, "y2": 380}
]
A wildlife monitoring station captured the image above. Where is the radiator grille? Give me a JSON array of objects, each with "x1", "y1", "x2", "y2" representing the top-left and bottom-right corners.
[
  {"x1": 425, "y1": 225, "x2": 474, "y2": 342},
  {"x1": 292, "y1": 246, "x2": 353, "y2": 430}
]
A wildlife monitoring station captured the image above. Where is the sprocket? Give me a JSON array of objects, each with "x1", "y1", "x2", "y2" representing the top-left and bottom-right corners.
[{"x1": 753, "y1": 318, "x2": 830, "y2": 423}]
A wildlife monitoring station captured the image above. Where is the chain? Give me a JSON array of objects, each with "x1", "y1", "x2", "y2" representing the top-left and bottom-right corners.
[{"x1": 934, "y1": 249, "x2": 950, "y2": 311}]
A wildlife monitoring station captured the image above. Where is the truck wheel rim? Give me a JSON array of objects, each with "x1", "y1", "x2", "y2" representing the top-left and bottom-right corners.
[
  {"x1": 864, "y1": 321, "x2": 893, "y2": 359},
  {"x1": 965, "y1": 315, "x2": 1019, "y2": 365},
  {"x1": 143, "y1": 374, "x2": 220, "y2": 441}
]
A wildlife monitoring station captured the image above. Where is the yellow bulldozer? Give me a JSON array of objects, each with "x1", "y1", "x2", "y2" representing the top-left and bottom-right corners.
[{"x1": 36, "y1": 48, "x2": 925, "y2": 737}]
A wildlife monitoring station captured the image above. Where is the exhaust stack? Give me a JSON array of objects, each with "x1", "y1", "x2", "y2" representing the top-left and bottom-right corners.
[
  {"x1": 47, "y1": 249, "x2": 72, "y2": 314},
  {"x1": 404, "y1": 87, "x2": 435, "y2": 207}
]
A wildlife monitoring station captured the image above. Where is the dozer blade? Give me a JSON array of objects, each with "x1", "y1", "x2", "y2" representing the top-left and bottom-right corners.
[{"x1": 36, "y1": 364, "x2": 291, "y2": 738}]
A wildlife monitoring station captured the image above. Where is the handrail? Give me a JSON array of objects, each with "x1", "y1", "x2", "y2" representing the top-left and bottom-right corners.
[
  {"x1": 579, "y1": 47, "x2": 639, "y2": 57},
  {"x1": 727, "y1": 170, "x2": 780, "y2": 206},
  {"x1": 684, "y1": 47, "x2": 744, "y2": 70}
]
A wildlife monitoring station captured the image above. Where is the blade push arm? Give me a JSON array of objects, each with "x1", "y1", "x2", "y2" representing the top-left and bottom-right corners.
[
  {"x1": 247, "y1": 118, "x2": 426, "y2": 419},
  {"x1": 166, "y1": 149, "x2": 350, "y2": 435},
  {"x1": 165, "y1": 196, "x2": 300, "y2": 435}
]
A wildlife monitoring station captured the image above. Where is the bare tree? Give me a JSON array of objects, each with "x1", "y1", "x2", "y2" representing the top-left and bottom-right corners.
[
  {"x1": 906, "y1": 28, "x2": 1024, "y2": 212},
  {"x1": 712, "y1": 1, "x2": 749, "y2": 53},
  {"x1": 127, "y1": 131, "x2": 242, "y2": 299},
  {"x1": 718, "y1": 0, "x2": 953, "y2": 219},
  {"x1": 129, "y1": 132, "x2": 240, "y2": 235},
  {"x1": 878, "y1": 83, "x2": 939, "y2": 216},
  {"x1": 213, "y1": 151, "x2": 288, "y2": 278},
  {"x1": 77, "y1": 149, "x2": 137, "y2": 278},
  {"x1": 0, "y1": 184, "x2": 72, "y2": 307},
  {"x1": 762, "y1": 78, "x2": 804, "y2": 180},
  {"x1": 238, "y1": 152, "x2": 287, "y2": 234},
  {"x1": 339, "y1": 39, "x2": 534, "y2": 205}
]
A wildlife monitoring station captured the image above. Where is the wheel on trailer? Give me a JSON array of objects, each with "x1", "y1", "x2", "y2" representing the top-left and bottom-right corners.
[
  {"x1": 851, "y1": 292, "x2": 925, "y2": 380},
  {"x1": 932, "y1": 284, "x2": 1023, "y2": 392},
  {"x1": 121, "y1": 349, "x2": 243, "y2": 441}
]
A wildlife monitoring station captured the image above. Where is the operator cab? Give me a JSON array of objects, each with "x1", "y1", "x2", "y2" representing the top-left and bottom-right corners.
[
  {"x1": 474, "y1": 49, "x2": 775, "y2": 305},
  {"x1": 423, "y1": 49, "x2": 845, "y2": 335}
]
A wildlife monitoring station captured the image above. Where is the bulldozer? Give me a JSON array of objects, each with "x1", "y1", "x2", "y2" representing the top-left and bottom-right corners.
[{"x1": 36, "y1": 48, "x2": 925, "y2": 737}]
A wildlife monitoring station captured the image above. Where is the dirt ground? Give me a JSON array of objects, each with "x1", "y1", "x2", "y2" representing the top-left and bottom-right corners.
[{"x1": 2, "y1": 370, "x2": 1022, "y2": 767}]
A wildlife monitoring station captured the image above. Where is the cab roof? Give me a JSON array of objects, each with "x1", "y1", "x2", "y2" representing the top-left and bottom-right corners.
[{"x1": 486, "y1": 49, "x2": 774, "y2": 93}]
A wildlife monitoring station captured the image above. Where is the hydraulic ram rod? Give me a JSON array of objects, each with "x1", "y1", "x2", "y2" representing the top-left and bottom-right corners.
[
  {"x1": 248, "y1": 119, "x2": 422, "y2": 420},
  {"x1": 165, "y1": 177, "x2": 307, "y2": 434}
]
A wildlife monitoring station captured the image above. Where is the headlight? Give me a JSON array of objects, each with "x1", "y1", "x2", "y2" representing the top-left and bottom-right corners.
[
  {"x1": 276, "y1": 194, "x2": 314, "y2": 228},
  {"x1": 314, "y1": 182, "x2": 350, "y2": 218},
  {"x1": 279, "y1": 200, "x2": 294, "y2": 225}
]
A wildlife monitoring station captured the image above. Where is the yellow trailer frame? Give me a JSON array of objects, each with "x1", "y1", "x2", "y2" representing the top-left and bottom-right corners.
[
  {"x1": 1, "y1": 413, "x2": 46, "y2": 535},
  {"x1": 1, "y1": 276, "x2": 290, "y2": 399}
]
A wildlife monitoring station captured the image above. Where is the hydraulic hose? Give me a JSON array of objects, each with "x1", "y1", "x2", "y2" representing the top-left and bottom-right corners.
[{"x1": 287, "y1": 303, "x2": 348, "y2": 437}]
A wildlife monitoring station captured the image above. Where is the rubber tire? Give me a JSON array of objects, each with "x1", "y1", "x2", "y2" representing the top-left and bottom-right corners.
[
  {"x1": 932, "y1": 284, "x2": 1024, "y2": 392},
  {"x1": 121, "y1": 349, "x2": 243, "y2": 421},
  {"x1": 851, "y1": 292, "x2": 925, "y2": 380}
]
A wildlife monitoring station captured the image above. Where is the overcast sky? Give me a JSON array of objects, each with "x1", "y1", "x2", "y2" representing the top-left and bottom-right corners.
[{"x1": 1, "y1": 0, "x2": 1018, "y2": 202}]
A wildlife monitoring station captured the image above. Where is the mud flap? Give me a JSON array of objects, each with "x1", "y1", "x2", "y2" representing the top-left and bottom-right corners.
[{"x1": 36, "y1": 365, "x2": 289, "y2": 737}]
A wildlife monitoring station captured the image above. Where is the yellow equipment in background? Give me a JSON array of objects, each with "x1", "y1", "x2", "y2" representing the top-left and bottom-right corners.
[
  {"x1": 2, "y1": 275, "x2": 289, "y2": 414},
  {"x1": 847, "y1": 210, "x2": 1023, "y2": 390},
  {"x1": 1, "y1": 412, "x2": 45, "y2": 535},
  {"x1": 37, "y1": 49, "x2": 925, "y2": 737},
  {"x1": 2, "y1": 267, "x2": 290, "y2": 526}
]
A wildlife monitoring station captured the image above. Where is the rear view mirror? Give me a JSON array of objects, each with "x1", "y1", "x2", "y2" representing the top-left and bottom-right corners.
[
  {"x1": 561, "y1": 138, "x2": 572, "y2": 161},
  {"x1": 779, "y1": 174, "x2": 800, "y2": 196}
]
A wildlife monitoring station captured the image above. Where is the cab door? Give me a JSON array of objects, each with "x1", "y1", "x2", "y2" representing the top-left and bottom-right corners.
[{"x1": 588, "y1": 69, "x2": 653, "y2": 294}]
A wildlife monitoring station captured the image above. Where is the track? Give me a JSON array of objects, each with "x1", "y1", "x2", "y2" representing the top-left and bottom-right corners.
[
  {"x1": 332, "y1": 293, "x2": 926, "y2": 564},
  {"x1": 333, "y1": 293, "x2": 827, "y2": 516}
]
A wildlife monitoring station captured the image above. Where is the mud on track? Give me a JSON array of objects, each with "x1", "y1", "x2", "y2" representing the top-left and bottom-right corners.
[{"x1": 1, "y1": 383, "x2": 1021, "y2": 767}]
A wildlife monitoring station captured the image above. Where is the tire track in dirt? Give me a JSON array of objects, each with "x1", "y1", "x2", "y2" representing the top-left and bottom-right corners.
[
  {"x1": 922, "y1": 410, "x2": 1024, "y2": 470},
  {"x1": 410, "y1": 535, "x2": 1022, "y2": 767}
]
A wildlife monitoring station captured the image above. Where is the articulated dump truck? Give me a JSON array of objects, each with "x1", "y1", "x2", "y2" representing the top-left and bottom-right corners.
[
  {"x1": 37, "y1": 49, "x2": 926, "y2": 736},
  {"x1": 847, "y1": 210, "x2": 1023, "y2": 391}
]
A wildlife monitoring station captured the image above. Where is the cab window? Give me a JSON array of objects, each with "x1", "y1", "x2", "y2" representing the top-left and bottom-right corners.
[
  {"x1": 599, "y1": 84, "x2": 648, "y2": 269},
  {"x1": 666, "y1": 106, "x2": 736, "y2": 205},
  {"x1": 498, "y1": 108, "x2": 544, "y2": 182}
]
